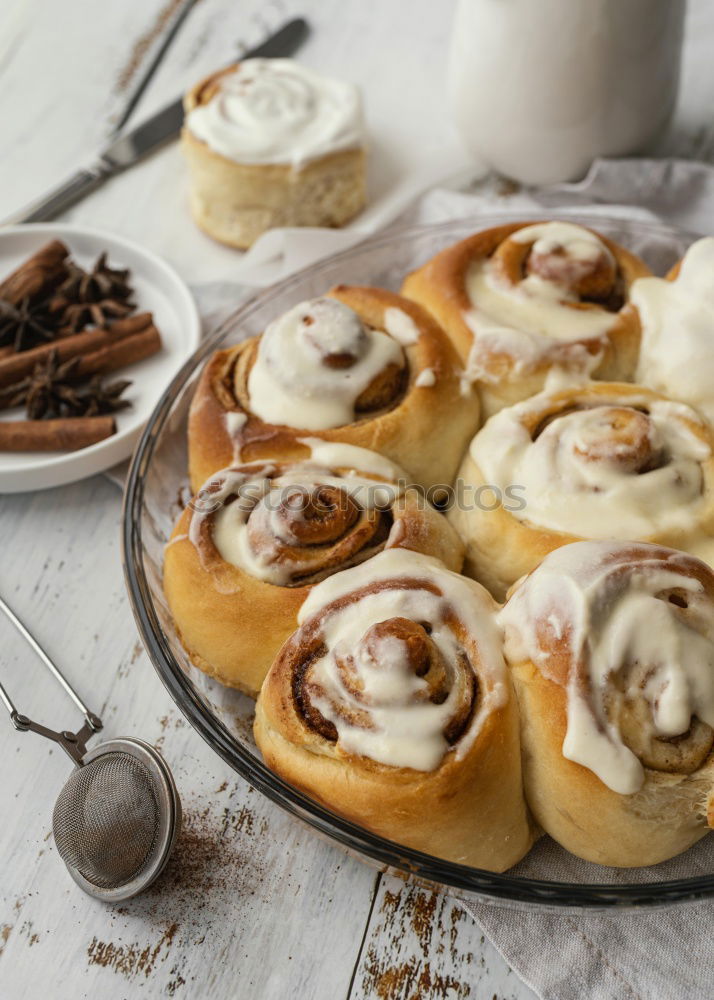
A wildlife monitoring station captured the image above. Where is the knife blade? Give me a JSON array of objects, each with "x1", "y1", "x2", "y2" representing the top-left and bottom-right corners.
[{"x1": 6, "y1": 17, "x2": 310, "y2": 226}]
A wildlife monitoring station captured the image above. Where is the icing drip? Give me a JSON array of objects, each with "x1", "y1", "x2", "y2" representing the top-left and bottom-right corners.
[
  {"x1": 185, "y1": 58, "x2": 364, "y2": 167},
  {"x1": 298, "y1": 439, "x2": 408, "y2": 481},
  {"x1": 247, "y1": 297, "x2": 406, "y2": 430},
  {"x1": 224, "y1": 411, "x2": 247, "y2": 437},
  {"x1": 296, "y1": 549, "x2": 507, "y2": 770},
  {"x1": 499, "y1": 541, "x2": 714, "y2": 794},
  {"x1": 634, "y1": 238, "x2": 714, "y2": 426},
  {"x1": 383, "y1": 307, "x2": 421, "y2": 345},
  {"x1": 463, "y1": 222, "x2": 619, "y2": 375},
  {"x1": 471, "y1": 391, "x2": 710, "y2": 538},
  {"x1": 415, "y1": 367, "x2": 436, "y2": 388}
]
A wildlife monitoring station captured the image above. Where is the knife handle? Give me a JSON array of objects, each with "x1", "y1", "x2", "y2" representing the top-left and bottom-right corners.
[{"x1": 4, "y1": 162, "x2": 113, "y2": 225}]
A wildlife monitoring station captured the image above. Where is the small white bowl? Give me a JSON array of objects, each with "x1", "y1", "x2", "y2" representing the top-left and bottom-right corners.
[{"x1": 0, "y1": 223, "x2": 201, "y2": 492}]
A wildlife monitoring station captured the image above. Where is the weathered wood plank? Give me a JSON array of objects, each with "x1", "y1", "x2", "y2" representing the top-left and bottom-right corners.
[
  {"x1": 0, "y1": 0, "x2": 194, "y2": 219},
  {"x1": 348, "y1": 875, "x2": 536, "y2": 1000},
  {"x1": 0, "y1": 473, "x2": 536, "y2": 1000},
  {"x1": 0, "y1": 478, "x2": 378, "y2": 1000}
]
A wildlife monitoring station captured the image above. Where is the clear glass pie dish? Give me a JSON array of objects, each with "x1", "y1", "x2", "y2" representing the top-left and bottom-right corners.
[{"x1": 122, "y1": 212, "x2": 714, "y2": 911}]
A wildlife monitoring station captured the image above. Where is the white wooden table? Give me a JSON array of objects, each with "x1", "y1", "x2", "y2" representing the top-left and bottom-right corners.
[{"x1": 1, "y1": 1, "x2": 713, "y2": 997}]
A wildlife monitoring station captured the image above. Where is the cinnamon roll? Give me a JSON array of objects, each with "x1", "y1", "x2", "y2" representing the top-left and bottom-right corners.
[
  {"x1": 500, "y1": 541, "x2": 714, "y2": 867},
  {"x1": 402, "y1": 221, "x2": 649, "y2": 417},
  {"x1": 634, "y1": 237, "x2": 714, "y2": 427},
  {"x1": 188, "y1": 286, "x2": 480, "y2": 492},
  {"x1": 164, "y1": 443, "x2": 464, "y2": 697},
  {"x1": 449, "y1": 382, "x2": 714, "y2": 599},
  {"x1": 254, "y1": 548, "x2": 534, "y2": 871},
  {"x1": 181, "y1": 59, "x2": 366, "y2": 248}
]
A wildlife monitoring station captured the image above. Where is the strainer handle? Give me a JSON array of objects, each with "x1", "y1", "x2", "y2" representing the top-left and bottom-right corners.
[{"x1": 0, "y1": 595, "x2": 103, "y2": 765}]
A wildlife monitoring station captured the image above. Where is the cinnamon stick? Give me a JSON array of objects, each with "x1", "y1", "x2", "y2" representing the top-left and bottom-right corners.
[
  {"x1": 0, "y1": 416, "x2": 116, "y2": 451},
  {"x1": 0, "y1": 241, "x2": 69, "y2": 305},
  {"x1": 75, "y1": 325, "x2": 162, "y2": 377},
  {"x1": 0, "y1": 312, "x2": 154, "y2": 388}
]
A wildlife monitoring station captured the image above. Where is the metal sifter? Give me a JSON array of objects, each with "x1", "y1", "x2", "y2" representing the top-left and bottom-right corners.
[{"x1": 0, "y1": 594, "x2": 181, "y2": 902}]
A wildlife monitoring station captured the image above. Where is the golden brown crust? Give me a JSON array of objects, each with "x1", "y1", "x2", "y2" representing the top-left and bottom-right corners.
[
  {"x1": 511, "y1": 658, "x2": 714, "y2": 866},
  {"x1": 255, "y1": 693, "x2": 532, "y2": 870},
  {"x1": 667, "y1": 259, "x2": 682, "y2": 281},
  {"x1": 188, "y1": 286, "x2": 480, "y2": 493},
  {"x1": 449, "y1": 382, "x2": 714, "y2": 600},
  {"x1": 184, "y1": 66, "x2": 238, "y2": 111},
  {"x1": 504, "y1": 544, "x2": 714, "y2": 866},
  {"x1": 254, "y1": 568, "x2": 534, "y2": 871},
  {"x1": 401, "y1": 221, "x2": 651, "y2": 416},
  {"x1": 164, "y1": 475, "x2": 464, "y2": 697}
]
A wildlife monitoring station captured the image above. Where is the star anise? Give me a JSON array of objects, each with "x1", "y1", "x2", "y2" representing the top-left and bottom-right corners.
[
  {"x1": 63, "y1": 374, "x2": 133, "y2": 417},
  {"x1": 50, "y1": 253, "x2": 135, "y2": 333},
  {"x1": 57, "y1": 253, "x2": 133, "y2": 305},
  {"x1": 60, "y1": 297, "x2": 135, "y2": 333},
  {"x1": 0, "y1": 350, "x2": 132, "y2": 419},
  {"x1": 0, "y1": 297, "x2": 57, "y2": 352},
  {"x1": 4, "y1": 351, "x2": 82, "y2": 419}
]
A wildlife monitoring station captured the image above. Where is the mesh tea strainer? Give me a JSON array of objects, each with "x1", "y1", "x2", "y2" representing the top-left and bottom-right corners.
[{"x1": 0, "y1": 594, "x2": 181, "y2": 902}]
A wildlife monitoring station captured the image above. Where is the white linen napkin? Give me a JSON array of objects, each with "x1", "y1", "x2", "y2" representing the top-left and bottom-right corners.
[{"x1": 112, "y1": 156, "x2": 714, "y2": 999}]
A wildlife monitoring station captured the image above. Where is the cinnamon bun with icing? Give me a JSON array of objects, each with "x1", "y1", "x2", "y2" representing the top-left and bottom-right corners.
[
  {"x1": 181, "y1": 59, "x2": 367, "y2": 248},
  {"x1": 449, "y1": 382, "x2": 714, "y2": 599},
  {"x1": 188, "y1": 286, "x2": 480, "y2": 493},
  {"x1": 254, "y1": 548, "x2": 534, "y2": 871},
  {"x1": 634, "y1": 237, "x2": 714, "y2": 427},
  {"x1": 500, "y1": 541, "x2": 714, "y2": 866},
  {"x1": 164, "y1": 443, "x2": 464, "y2": 697},
  {"x1": 402, "y1": 221, "x2": 650, "y2": 417}
]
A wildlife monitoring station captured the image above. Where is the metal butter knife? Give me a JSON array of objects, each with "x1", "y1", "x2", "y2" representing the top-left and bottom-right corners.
[{"x1": 6, "y1": 18, "x2": 310, "y2": 226}]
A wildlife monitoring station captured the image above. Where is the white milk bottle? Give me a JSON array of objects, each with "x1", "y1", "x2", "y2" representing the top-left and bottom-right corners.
[{"x1": 449, "y1": 0, "x2": 686, "y2": 184}]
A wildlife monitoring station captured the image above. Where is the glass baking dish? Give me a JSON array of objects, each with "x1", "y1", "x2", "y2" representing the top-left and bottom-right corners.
[{"x1": 122, "y1": 212, "x2": 714, "y2": 911}]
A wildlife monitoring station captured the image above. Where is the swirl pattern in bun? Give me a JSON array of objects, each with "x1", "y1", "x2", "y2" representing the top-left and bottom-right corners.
[
  {"x1": 255, "y1": 548, "x2": 534, "y2": 871},
  {"x1": 188, "y1": 286, "x2": 480, "y2": 492},
  {"x1": 449, "y1": 382, "x2": 714, "y2": 599},
  {"x1": 500, "y1": 540, "x2": 714, "y2": 866},
  {"x1": 402, "y1": 220, "x2": 649, "y2": 417},
  {"x1": 164, "y1": 444, "x2": 464, "y2": 696}
]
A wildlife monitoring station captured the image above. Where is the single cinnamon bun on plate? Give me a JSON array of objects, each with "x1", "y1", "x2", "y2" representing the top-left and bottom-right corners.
[
  {"x1": 254, "y1": 548, "x2": 534, "y2": 871},
  {"x1": 402, "y1": 220, "x2": 650, "y2": 417},
  {"x1": 188, "y1": 286, "x2": 479, "y2": 493},
  {"x1": 633, "y1": 237, "x2": 714, "y2": 427},
  {"x1": 500, "y1": 541, "x2": 714, "y2": 867},
  {"x1": 181, "y1": 59, "x2": 367, "y2": 248},
  {"x1": 449, "y1": 381, "x2": 714, "y2": 599},
  {"x1": 164, "y1": 443, "x2": 464, "y2": 697}
]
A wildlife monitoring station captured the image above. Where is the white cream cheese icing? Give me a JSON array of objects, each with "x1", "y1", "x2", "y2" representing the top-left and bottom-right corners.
[
  {"x1": 634, "y1": 238, "x2": 714, "y2": 426},
  {"x1": 470, "y1": 391, "x2": 711, "y2": 539},
  {"x1": 247, "y1": 297, "x2": 405, "y2": 430},
  {"x1": 189, "y1": 453, "x2": 402, "y2": 586},
  {"x1": 185, "y1": 58, "x2": 364, "y2": 167},
  {"x1": 298, "y1": 548, "x2": 507, "y2": 770},
  {"x1": 499, "y1": 541, "x2": 714, "y2": 794},
  {"x1": 415, "y1": 367, "x2": 436, "y2": 388},
  {"x1": 463, "y1": 222, "x2": 618, "y2": 377},
  {"x1": 383, "y1": 307, "x2": 421, "y2": 346},
  {"x1": 298, "y1": 439, "x2": 407, "y2": 482}
]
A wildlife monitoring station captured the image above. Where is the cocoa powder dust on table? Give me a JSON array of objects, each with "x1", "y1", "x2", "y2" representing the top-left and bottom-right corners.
[
  {"x1": 115, "y1": 0, "x2": 191, "y2": 93},
  {"x1": 147, "y1": 799, "x2": 266, "y2": 910},
  {"x1": 83, "y1": 787, "x2": 267, "y2": 990}
]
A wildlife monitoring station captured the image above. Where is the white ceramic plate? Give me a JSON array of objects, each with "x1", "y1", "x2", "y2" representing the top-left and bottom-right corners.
[{"x1": 0, "y1": 224, "x2": 201, "y2": 493}]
